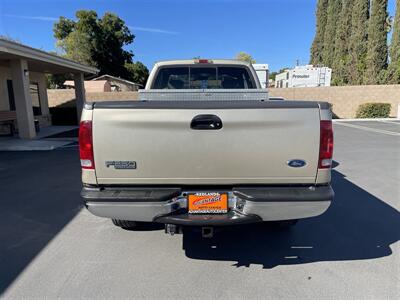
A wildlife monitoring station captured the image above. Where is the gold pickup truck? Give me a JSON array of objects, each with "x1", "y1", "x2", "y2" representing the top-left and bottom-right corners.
[{"x1": 80, "y1": 59, "x2": 334, "y2": 236}]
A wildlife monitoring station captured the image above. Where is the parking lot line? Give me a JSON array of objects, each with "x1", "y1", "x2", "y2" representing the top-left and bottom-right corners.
[
  {"x1": 334, "y1": 122, "x2": 400, "y2": 136},
  {"x1": 333, "y1": 118, "x2": 400, "y2": 122},
  {"x1": 380, "y1": 120, "x2": 400, "y2": 125}
]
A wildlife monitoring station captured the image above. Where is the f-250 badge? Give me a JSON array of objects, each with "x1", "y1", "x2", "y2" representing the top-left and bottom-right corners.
[{"x1": 105, "y1": 161, "x2": 137, "y2": 169}]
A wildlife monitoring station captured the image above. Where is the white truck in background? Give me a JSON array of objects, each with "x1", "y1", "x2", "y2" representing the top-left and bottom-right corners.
[{"x1": 80, "y1": 59, "x2": 334, "y2": 237}]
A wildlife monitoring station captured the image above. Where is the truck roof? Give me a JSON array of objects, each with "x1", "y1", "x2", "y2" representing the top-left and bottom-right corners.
[{"x1": 153, "y1": 59, "x2": 253, "y2": 68}]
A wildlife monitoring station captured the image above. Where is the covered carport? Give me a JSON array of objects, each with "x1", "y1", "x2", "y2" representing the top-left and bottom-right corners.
[{"x1": 0, "y1": 38, "x2": 98, "y2": 139}]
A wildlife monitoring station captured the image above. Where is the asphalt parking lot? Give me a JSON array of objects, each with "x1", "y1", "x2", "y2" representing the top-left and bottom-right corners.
[{"x1": 1, "y1": 120, "x2": 399, "y2": 299}]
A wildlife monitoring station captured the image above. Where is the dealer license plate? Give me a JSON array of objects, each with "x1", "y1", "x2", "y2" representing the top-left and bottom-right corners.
[{"x1": 188, "y1": 192, "x2": 228, "y2": 214}]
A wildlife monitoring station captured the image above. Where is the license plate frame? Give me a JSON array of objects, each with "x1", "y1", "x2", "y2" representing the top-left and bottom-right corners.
[{"x1": 188, "y1": 192, "x2": 228, "y2": 214}]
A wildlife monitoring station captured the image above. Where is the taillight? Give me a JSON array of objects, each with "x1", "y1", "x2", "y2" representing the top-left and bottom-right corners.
[
  {"x1": 79, "y1": 120, "x2": 94, "y2": 169},
  {"x1": 319, "y1": 120, "x2": 333, "y2": 169},
  {"x1": 195, "y1": 59, "x2": 213, "y2": 64}
]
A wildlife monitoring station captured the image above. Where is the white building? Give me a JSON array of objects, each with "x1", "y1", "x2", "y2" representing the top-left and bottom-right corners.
[
  {"x1": 252, "y1": 64, "x2": 269, "y2": 89},
  {"x1": 275, "y1": 65, "x2": 332, "y2": 88}
]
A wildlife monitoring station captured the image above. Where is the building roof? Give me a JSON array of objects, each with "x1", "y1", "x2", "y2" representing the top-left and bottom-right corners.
[
  {"x1": 91, "y1": 74, "x2": 142, "y2": 86},
  {"x1": 0, "y1": 38, "x2": 98, "y2": 74}
]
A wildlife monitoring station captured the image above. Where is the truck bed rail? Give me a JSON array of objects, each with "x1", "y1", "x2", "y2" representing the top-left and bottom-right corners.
[
  {"x1": 89, "y1": 100, "x2": 329, "y2": 110},
  {"x1": 138, "y1": 89, "x2": 269, "y2": 101}
]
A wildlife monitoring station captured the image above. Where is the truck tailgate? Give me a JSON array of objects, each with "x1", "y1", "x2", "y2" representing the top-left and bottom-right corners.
[{"x1": 92, "y1": 101, "x2": 321, "y2": 185}]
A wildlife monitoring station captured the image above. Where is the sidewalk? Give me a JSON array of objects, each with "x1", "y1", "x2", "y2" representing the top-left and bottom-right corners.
[{"x1": 0, "y1": 126, "x2": 78, "y2": 151}]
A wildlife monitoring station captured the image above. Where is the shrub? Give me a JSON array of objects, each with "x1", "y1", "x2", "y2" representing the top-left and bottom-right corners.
[
  {"x1": 332, "y1": 111, "x2": 339, "y2": 119},
  {"x1": 355, "y1": 103, "x2": 391, "y2": 118}
]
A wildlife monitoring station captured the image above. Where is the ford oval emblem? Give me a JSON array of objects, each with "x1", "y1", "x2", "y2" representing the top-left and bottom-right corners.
[{"x1": 287, "y1": 159, "x2": 307, "y2": 168}]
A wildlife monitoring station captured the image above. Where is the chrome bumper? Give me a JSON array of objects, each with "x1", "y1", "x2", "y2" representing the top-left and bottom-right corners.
[{"x1": 83, "y1": 186, "x2": 333, "y2": 224}]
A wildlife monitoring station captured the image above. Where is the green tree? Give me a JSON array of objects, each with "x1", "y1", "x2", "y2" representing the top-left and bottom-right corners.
[
  {"x1": 46, "y1": 73, "x2": 71, "y2": 89},
  {"x1": 310, "y1": 0, "x2": 329, "y2": 65},
  {"x1": 57, "y1": 30, "x2": 95, "y2": 66},
  {"x1": 269, "y1": 67, "x2": 290, "y2": 81},
  {"x1": 332, "y1": 0, "x2": 354, "y2": 85},
  {"x1": 364, "y1": 0, "x2": 389, "y2": 84},
  {"x1": 45, "y1": 51, "x2": 72, "y2": 89},
  {"x1": 53, "y1": 17, "x2": 75, "y2": 40},
  {"x1": 322, "y1": 0, "x2": 342, "y2": 67},
  {"x1": 125, "y1": 62, "x2": 149, "y2": 86},
  {"x1": 269, "y1": 71, "x2": 278, "y2": 82},
  {"x1": 388, "y1": 1, "x2": 400, "y2": 83},
  {"x1": 347, "y1": 0, "x2": 370, "y2": 85},
  {"x1": 53, "y1": 10, "x2": 140, "y2": 80},
  {"x1": 235, "y1": 52, "x2": 256, "y2": 64}
]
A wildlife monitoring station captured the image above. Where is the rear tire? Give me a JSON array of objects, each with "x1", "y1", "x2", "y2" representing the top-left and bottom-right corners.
[{"x1": 112, "y1": 219, "x2": 139, "y2": 229}]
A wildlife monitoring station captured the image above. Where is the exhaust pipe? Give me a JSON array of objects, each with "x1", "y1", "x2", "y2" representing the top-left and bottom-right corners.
[
  {"x1": 202, "y1": 227, "x2": 214, "y2": 238},
  {"x1": 165, "y1": 224, "x2": 181, "y2": 235}
]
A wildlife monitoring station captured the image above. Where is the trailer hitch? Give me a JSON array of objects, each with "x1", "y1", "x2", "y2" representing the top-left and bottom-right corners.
[{"x1": 201, "y1": 227, "x2": 214, "y2": 238}]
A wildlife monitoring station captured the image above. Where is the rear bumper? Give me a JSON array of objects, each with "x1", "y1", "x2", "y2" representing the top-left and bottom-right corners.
[{"x1": 82, "y1": 185, "x2": 334, "y2": 225}]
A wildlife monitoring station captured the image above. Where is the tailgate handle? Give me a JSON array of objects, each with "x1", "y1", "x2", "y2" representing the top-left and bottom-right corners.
[{"x1": 190, "y1": 114, "x2": 223, "y2": 130}]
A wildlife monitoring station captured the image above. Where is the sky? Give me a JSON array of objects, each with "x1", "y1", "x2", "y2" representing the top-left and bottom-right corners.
[{"x1": 0, "y1": 0, "x2": 396, "y2": 71}]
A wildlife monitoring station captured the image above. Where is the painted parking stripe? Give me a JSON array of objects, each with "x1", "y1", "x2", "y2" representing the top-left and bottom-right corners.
[
  {"x1": 335, "y1": 122, "x2": 400, "y2": 136},
  {"x1": 380, "y1": 120, "x2": 400, "y2": 125},
  {"x1": 58, "y1": 144, "x2": 78, "y2": 149},
  {"x1": 333, "y1": 118, "x2": 400, "y2": 122}
]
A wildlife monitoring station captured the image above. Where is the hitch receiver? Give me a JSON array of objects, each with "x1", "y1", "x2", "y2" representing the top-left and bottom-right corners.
[{"x1": 202, "y1": 227, "x2": 214, "y2": 238}]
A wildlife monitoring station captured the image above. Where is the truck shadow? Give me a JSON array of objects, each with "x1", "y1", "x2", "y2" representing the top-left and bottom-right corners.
[
  {"x1": 182, "y1": 169, "x2": 400, "y2": 268},
  {"x1": 0, "y1": 150, "x2": 83, "y2": 294}
]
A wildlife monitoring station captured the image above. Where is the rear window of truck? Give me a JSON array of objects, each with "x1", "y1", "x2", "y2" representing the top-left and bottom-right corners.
[{"x1": 152, "y1": 66, "x2": 256, "y2": 89}]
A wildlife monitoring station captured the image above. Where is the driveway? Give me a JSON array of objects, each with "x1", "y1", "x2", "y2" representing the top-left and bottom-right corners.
[{"x1": 1, "y1": 121, "x2": 399, "y2": 299}]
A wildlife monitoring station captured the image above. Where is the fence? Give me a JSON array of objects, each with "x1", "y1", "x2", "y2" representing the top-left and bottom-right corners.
[
  {"x1": 269, "y1": 85, "x2": 400, "y2": 118},
  {"x1": 47, "y1": 90, "x2": 138, "y2": 108},
  {"x1": 48, "y1": 84, "x2": 400, "y2": 119}
]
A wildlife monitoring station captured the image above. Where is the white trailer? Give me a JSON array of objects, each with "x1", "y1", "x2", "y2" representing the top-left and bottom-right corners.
[
  {"x1": 252, "y1": 64, "x2": 269, "y2": 89},
  {"x1": 275, "y1": 65, "x2": 332, "y2": 88}
]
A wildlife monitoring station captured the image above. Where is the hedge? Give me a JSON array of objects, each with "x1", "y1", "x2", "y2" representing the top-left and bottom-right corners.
[{"x1": 355, "y1": 103, "x2": 391, "y2": 118}]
